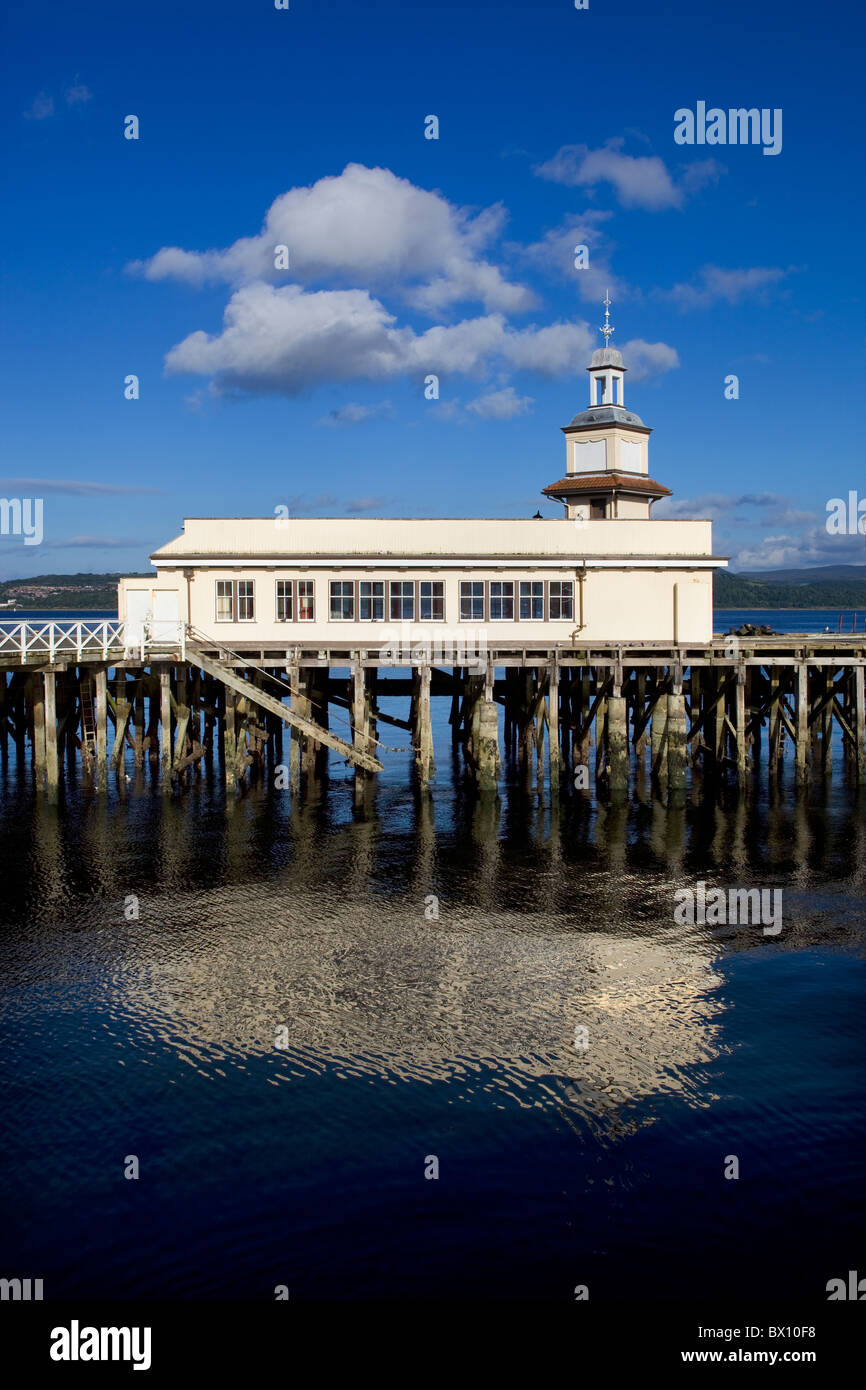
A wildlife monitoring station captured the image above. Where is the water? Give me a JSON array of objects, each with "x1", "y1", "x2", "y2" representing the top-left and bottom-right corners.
[
  {"x1": 715, "y1": 608, "x2": 864, "y2": 635},
  {"x1": 0, "y1": 608, "x2": 863, "y2": 1301}
]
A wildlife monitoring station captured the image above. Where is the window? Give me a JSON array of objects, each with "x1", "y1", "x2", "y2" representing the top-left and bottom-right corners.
[
  {"x1": 276, "y1": 580, "x2": 293, "y2": 622},
  {"x1": 519, "y1": 581, "x2": 544, "y2": 621},
  {"x1": 216, "y1": 580, "x2": 234, "y2": 622},
  {"x1": 420, "y1": 580, "x2": 444, "y2": 621},
  {"x1": 590, "y1": 498, "x2": 606, "y2": 519},
  {"x1": 237, "y1": 580, "x2": 255, "y2": 621},
  {"x1": 549, "y1": 581, "x2": 574, "y2": 621},
  {"x1": 297, "y1": 580, "x2": 315, "y2": 621},
  {"x1": 390, "y1": 580, "x2": 414, "y2": 621},
  {"x1": 490, "y1": 580, "x2": 514, "y2": 621},
  {"x1": 360, "y1": 580, "x2": 385, "y2": 621},
  {"x1": 330, "y1": 580, "x2": 355, "y2": 621},
  {"x1": 460, "y1": 581, "x2": 484, "y2": 621}
]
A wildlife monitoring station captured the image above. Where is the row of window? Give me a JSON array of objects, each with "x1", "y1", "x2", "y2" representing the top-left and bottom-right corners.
[{"x1": 214, "y1": 578, "x2": 575, "y2": 623}]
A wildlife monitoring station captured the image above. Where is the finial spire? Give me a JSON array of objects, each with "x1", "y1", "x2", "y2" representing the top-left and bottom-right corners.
[{"x1": 601, "y1": 290, "x2": 614, "y2": 347}]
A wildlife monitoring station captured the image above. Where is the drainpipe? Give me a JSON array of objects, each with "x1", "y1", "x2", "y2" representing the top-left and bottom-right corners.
[{"x1": 570, "y1": 563, "x2": 587, "y2": 640}]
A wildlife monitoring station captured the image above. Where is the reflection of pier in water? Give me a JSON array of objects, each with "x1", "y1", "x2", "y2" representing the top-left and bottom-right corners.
[{"x1": 13, "y1": 781, "x2": 865, "y2": 1131}]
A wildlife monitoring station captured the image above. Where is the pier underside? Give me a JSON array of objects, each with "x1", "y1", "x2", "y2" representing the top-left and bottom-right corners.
[{"x1": 1, "y1": 626, "x2": 864, "y2": 796}]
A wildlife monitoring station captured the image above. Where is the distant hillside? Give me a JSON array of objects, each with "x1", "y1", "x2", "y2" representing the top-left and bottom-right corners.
[
  {"x1": 1, "y1": 567, "x2": 864, "y2": 614},
  {"x1": 715, "y1": 565, "x2": 866, "y2": 609},
  {"x1": 0, "y1": 572, "x2": 148, "y2": 611}
]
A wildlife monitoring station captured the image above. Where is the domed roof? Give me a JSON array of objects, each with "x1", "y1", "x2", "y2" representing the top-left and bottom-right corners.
[
  {"x1": 567, "y1": 404, "x2": 645, "y2": 428},
  {"x1": 590, "y1": 346, "x2": 625, "y2": 369}
]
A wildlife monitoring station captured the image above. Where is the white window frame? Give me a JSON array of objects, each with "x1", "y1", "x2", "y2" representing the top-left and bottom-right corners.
[
  {"x1": 215, "y1": 579, "x2": 234, "y2": 623},
  {"x1": 389, "y1": 580, "x2": 414, "y2": 622},
  {"x1": 297, "y1": 579, "x2": 315, "y2": 621},
  {"x1": 276, "y1": 579, "x2": 293, "y2": 623},
  {"x1": 519, "y1": 581, "x2": 544, "y2": 621},
  {"x1": 460, "y1": 580, "x2": 484, "y2": 622},
  {"x1": 489, "y1": 580, "x2": 514, "y2": 621},
  {"x1": 549, "y1": 581, "x2": 574, "y2": 621},
  {"x1": 330, "y1": 580, "x2": 355, "y2": 621},
  {"x1": 419, "y1": 580, "x2": 445, "y2": 622},
  {"x1": 237, "y1": 579, "x2": 255, "y2": 622},
  {"x1": 359, "y1": 580, "x2": 385, "y2": 622}
]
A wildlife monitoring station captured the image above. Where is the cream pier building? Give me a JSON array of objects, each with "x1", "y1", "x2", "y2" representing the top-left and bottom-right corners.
[{"x1": 119, "y1": 332, "x2": 726, "y2": 650}]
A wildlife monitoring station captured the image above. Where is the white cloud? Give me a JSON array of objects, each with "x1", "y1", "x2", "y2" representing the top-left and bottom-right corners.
[
  {"x1": 129, "y1": 163, "x2": 534, "y2": 314},
  {"x1": 619, "y1": 338, "x2": 680, "y2": 380},
  {"x1": 66, "y1": 83, "x2": 92, "y2": 106},
  {"x1": 516, "y1": 214, "x2": 629, "y2": 304},
  {"x1": 466, "y1": 387, "x2": 534, "y2": 420},
  {"x1": 163, "y1": 281, "x2": 614, "y2": 395},
  {"x1": 535, "y1": 140, "x2": 723, "y2": 210},
  {"x1": 662, "y1": 264, "x2": 789, "y2": 311},
  {"x1": 161, "y1": 278, "x2": 680, "y2": 398},
  {"x1": 319, "y1": 400, "x2": 393, "y2": 426},
  {"x1": 23, "y1": 92, "x2": 54, "y2": 121}
]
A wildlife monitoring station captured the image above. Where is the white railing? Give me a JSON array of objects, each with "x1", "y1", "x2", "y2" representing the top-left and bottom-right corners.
[
  {"x1": 0, "y1": 620, "x2": 129, "y2": 663},
  {"x1": 0, "y1": 618, "x2": 194, "y2": 664}
]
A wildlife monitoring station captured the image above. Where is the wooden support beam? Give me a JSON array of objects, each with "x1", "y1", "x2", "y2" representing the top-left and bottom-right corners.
[
  {"x1": 735, "y1": 669, "x2": 748, "y2": 782},
  {"x1": 188, "y1": 645, "x2": 382, "y2": 774},
  {"x1": 31, "y1": 675, "x2": 46, "y2": 782},
  {"x1": 413, "y1": 663, "x2": 434, "y2": 783},
  {"x1": 43, "y1": 671, "x2": 58, "y2": 790},
  {"x1": 224, "y1": 686, "x2": 237, "y2": 789},
  {"x1": 548, "y1": 661, "x2": 561, "y2": 775},
  {"x1": 95, "y1": 668, "x2": 108, "y2": 787},
  {"x1": 854, "y1": 665, "x2": 866, "y2": 783},
  {"x1": 667, "y1": 689, "x2": 687, "y2": 789},
  {"x1": 607, "y1": 693, "x2": 629, "y2": 789},
  {"x1": 110, "y1": 696, "x2": 132, "y2": 771},
  {"x1": 476, "y1": 698, "x2": 500, "y2": 792},
  {"x1": 159, "y1": 666, "x2": 172, "y2": 787}
]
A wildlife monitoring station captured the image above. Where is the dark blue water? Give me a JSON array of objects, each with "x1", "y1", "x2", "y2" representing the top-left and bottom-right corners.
[
  {"x1": 716, "y1": 607, "x2": 864, "y2": 635},
  {"x1": 0, "y1": 683, "x2": 864, "y2": 1301}
]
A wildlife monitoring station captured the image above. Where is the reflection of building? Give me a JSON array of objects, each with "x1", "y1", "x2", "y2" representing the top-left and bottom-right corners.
[{"x1": 118, "y1": 303, "x2": 726, "y2": 646}]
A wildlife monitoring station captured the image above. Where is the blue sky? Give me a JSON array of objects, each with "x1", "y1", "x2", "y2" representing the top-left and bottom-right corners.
[{"x1": 1, "y1": 0, "x2": 864, "y2": 579}]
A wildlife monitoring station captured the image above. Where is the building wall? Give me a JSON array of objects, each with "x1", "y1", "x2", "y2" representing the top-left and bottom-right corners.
[
  {"x1": 565, "y1": 427, "x2": 649, "y2": 476},
  {"x1": 146, "y1": 516, "x2": 715, "y2": 560},
  {"x1": 120, "y1": 564, "x2": 715, "y2": 644}
]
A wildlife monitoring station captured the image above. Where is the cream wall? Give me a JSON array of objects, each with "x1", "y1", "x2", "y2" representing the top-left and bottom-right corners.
[
  {"x1": 566, "y1": 428, "x2": 649, "y2": 476},
  {"x1": 148, "y1": 516, "x2": 713, "y2": 560},
  {"x1": 119, "y1": 564, "x2": 716, "y2": 645},
  {"x1": 118, "y1": 516, "x2": 723, "y2": 646}
]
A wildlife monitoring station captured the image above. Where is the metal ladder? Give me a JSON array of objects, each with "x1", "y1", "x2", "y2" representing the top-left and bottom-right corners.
[{"x1": 79, "y1": 677, "x2": 97, "y2": 763}]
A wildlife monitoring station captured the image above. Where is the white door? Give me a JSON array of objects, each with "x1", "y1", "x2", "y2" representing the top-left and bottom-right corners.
[
  {"x1": 151, "y1": 590, "x2": 181, "y2": 643},
  {"x1": 124, "y1": 589, "x2": 150, "y2": 648}
]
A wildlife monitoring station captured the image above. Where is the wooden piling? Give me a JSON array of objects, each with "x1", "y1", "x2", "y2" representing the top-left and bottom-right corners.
[
  {"x1": 667, "y1": 685, "x2": 687, "y2": 790},
  {"x1": 413, "y1": 663, "x2": 434, "y2": 783},
  {"x1": 607, "y1": 691, "x2": 629, "y2": 789},
  {"x1": 796, "y1": 663, "x2": 809, "y2": 783},
  {"x1": 854, "y1": 665, "x2": 865, "y2": 783},
  {"x1": 43, "y1": 671, "x2": 58, "y2": 791}
]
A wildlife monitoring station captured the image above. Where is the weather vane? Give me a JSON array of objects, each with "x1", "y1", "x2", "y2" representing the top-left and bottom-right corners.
[{"x1": 601, "y1": 290, "x2": 614, "y2": 346}]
